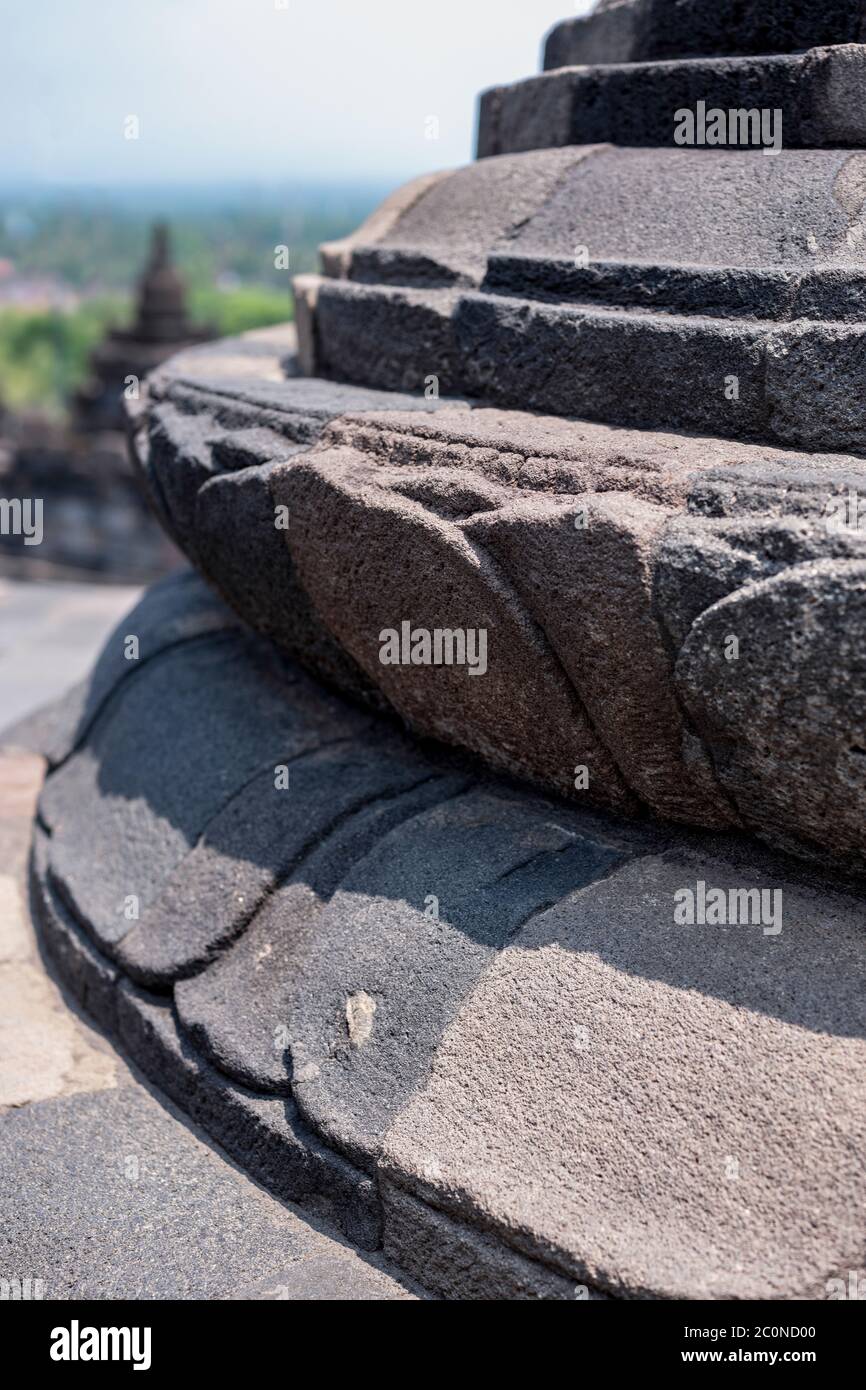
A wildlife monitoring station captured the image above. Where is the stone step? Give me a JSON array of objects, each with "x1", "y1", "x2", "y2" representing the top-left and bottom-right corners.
[
  {"x1": 478, "y1": 46, "x2": 866, "y2": 156},
  {"x1": 544, "y1": 0, "x2": 866, "y2": 70},
  {"x1": 483, "y1": 253, "x2": 866, "y2": 321},
  {"x1": 291, "y1": 146, "x2": 866, "y2": 449},
  {"x1": 27, "y1": 586, "x2": 866, "y2": 1299},
  {"x1": 311, "y1": 147, "x2": 866, "y2": 286},
  {"x1": 308, "y1": 276, "x2": 866, "y2": 453},
  {"x1": 128, "y1": 334, "x2": 866, "y2": 871}
]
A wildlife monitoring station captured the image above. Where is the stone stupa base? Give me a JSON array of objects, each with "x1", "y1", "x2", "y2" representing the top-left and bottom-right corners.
[{"x1": 22, "y1": 573, "x2": 866, "y2": 1301}]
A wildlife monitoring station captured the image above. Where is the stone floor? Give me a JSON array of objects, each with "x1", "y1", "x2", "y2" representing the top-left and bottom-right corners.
[
  {"x1": 0, "y1": 584, "x2": 420, "y2": 1301},
  {"x1": 0, "y1": 579, "x2": 141, "y2": 732}
]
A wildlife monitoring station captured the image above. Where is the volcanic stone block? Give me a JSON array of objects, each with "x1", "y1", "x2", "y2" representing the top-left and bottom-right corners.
[
  {"x1": 454, "y1": 293, "x2": 769, "y2": 442},
  {"x1": 30, "y1": 588, "x2": 866, "y2": 1297},
  {"x1": 283, "y1": 787, "x2": 628, "y2": 1169},
  {"x1": 676, "y1": 560, "x2": 866, "y2": 872},
  {"x1": 765, "y1": 321, "x2": 866, "y2": 452},
  {"x1": 114, "y1": 983, "x2": 381, "y2": 1250},
  {"x1": 327, "y1": 148, "x2": 596, "y2": 288},
  {"x1": 172, "y1": 766, "x2": 471, "y2": 1091},
  {"x1": 381, "y1": 851, "x2": 866, "y2": 1299},
  {"x1": 656, "y1": 509, "x2": 866, "y2": 649},
  {"x1": 277, "y1": 447, "x2": 636, "y2": 810},
  {"x1": 493, "y1": 147, "x2": 866, "y2": 278},
  {"x1": 119, "y1": 735, "x2": 462, "y2": 990},
  {"x1": 40, "y1": 632, "x2": 369, "y2": 953},
  {"x1": 543, "y1": 0, "x2": 866, "y2": 69},
  {"x1": 9, "y1": 570, "x2": 239, "y2": 769},
  {"x1": 381, "y1": 1183, "x2": 587, "y2": 1301},
  {"x1": 478, "y1": 47, "x2": 866, "y2": 158},
  {"x1": 193, "y1": 461, "x2": 382, "y2": 704},
  {"x1": 464, "y1": 490, "x2": 737, "y2": 826},
  {"x1": 319, "y1": 171, "x2": 450, "y2": 278},
  {"x1": 312, "y1": 280, "x2": 462, "y2": 393}
]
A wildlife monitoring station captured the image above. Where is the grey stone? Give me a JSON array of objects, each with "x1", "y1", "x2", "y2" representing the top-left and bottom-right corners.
[
  {"x1": 172, "y1": 766, "x2": 470, "y2": 1089},
  {"x1": 676, "y1": 559, "x2": 866, "y2": 871},
  {"x1": 29, "y1": 598, "x2": 866, "y2": 1298},
  {"x1": 0, "y1": 1082, "x2": 410, "y2": 1298},
  {"x1": 496, "y1": 147, "x2": 866, "y2": 277},
  {"x1": 0, "y1": 1086, "x2": 314, "y2": 1299},
  {"x1": 5, "y1": 570, "x2": 237, "y2": 768},
  {"x1": 278, "y1": 444, "x2": 636, "y2": 809},
  {"x1": 478, "y1": 47, "x2": 866, "y2": 158},
  {"x1": 40, "y1": 631, "x2": 365, "y2": 954},
  {"x1": 544, "y1": 0, "x2": 866, "y2": 69},
  {"x1": 114, "y1": 982, "x2": 381, "y2": 1250},
  {"x1": 119, "y1": 734, "x2": 462, "y2": 991},
  {"x1": 277, "y1": 787, "x2": 629, "y2": 1169},
  {"x1": 313, "y1": 281, "x2": 463, "y2": 393},
  {"x1": 656, "y1": 508, "x2": 866, "y2": 650},
  {"x1": 331, "y1": 148, "x2": 596, "y2": 286},
  {"x1": 382, "y1": 1182, "x2": 589, "y2": 1300},
  {"x1": 381, "y1": 850, "x2": 866, "y2": 1299},
  {"x1": 193, "y1": 460, "x2": 383, "y2": 706},
  {"x1": 464, "y1": 490, "x2": 737, "y2": 826}
]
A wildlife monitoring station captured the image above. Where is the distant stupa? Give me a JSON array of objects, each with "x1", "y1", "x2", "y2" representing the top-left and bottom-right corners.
[{"x1": 75, "y1": 222, "x2": 212, "y2": 434}]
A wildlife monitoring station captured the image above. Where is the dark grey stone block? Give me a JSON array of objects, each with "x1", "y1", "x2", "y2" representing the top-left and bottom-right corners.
[
  {"x1": 40, "y1": 631, "x2": 366, "y2": 954},
  {"x1": 285, "y1": 787, "x2": 627, "y2": 1169},
  {"x1": 115, "y1": 982, "x2": 381, "y2": 1250},
  {"x1": 120, "y1": 737, "x2": 463, "y2": 990},
  {"x1": 544, "y1": 0, "x2": 866, "y2": 69},
  {"x1": 172, "y1": 766, "x2": 471, "y2": 1090},
  {"x1": 479, "y1": 47, "x2": 866, "y2": 157}
]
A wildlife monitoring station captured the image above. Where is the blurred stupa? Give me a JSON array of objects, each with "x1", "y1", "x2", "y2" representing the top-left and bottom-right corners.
[{"x1": 74, "y1": 223, "x2": 212, "y2": 434}]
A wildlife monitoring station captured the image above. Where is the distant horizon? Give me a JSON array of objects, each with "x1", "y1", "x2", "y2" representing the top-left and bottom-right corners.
[{"x1": 1, "y1": 0, "x2": 578, "y2": 187}]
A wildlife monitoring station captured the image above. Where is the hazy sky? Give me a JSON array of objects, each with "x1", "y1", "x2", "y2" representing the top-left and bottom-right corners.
[{"x1": 1, "y1": 0, "x2": 588, "y2": 188}]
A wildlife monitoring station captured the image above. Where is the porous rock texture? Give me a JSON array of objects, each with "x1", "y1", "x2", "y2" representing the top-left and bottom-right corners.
[
  {"x1": 23, "y1": 1, "x2": 866, "y2": 1300},
  {"x1": 543, "y1": 0, "x2": 866, "y2": 68},
  {"x1": 128, "y1": 329, "x2": 866, "y2": 875},
  {"x1": 26, "y1": 575, "x2": 866, "y2": 1300}
]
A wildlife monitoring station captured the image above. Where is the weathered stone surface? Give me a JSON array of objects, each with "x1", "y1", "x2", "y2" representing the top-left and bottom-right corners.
[
  {"x1": 22, "y1": 1, "x2": 866, "y2": 1304},
  {"x1": 283, "y1": 788, "x2": 629, "y2": 1168},
  {"x1": 293, "y1": 145, "x2": 866, "y2": 449},
  {"x1": 192, "y1": 461, "x2": 378, "y2": 701},
  {"x1": 279, "y1": 445, "x2": 636, "y2": 809},
  {"x1": 326, "y1": 148, "x2": 597, "y2": 287},
  {"x1": 122, "y1": 355, "x2": 866, "y2": 865},
  {"x1": 478, "y1": 47, "x2": 866, "y2": 157},
  {"x1": 381, "y1": 850, "x2": 866, "y2": 1299},
  {"x1": 40, "y1": 630, "x2": 369, "y2": 954},
  {"x1": 5, "y1": 570, "x2": 237, "y2": 769},
  {"x1": 30, "y1": 617, "x2": 866, "y2": 1298},
  {"x1": 172, "y1": 767, "x2": 471, "y2": 1089},
  {"x1": 676, "y1": 560, "x2": 866, "y2": 872},
  {"x1": 486, "y1": 147, "x2": 866, "y2": 278},
  {"x1": 122, "y1": 735, "x2": 465, "y2": 991},
  {"x1": 544, "y1": 0, "x2": 866, "y2": 69},
  {"x1": 464, "y1": 490, "x2": 736, "y2": 825},
  {"x1": 0, "y1": 1080, "x2": 413, "y2": 1297},
  {"x1": 381, "y1": 1182, "x2": 589, "y2": 1301}
]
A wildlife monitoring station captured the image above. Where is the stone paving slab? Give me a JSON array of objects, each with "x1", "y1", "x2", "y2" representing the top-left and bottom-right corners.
[
  {"x1": 0, "y1": 579, "x2": 141, "y2": 739},
  {"x1": 0, "y1": 1086, "x2": 415, "y2": 1300}
]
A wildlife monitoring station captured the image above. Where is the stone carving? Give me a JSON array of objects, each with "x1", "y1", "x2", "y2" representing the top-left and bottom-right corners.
[{"x1": 21, "y1": 1, "x2": 866, "y2": 1300}]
